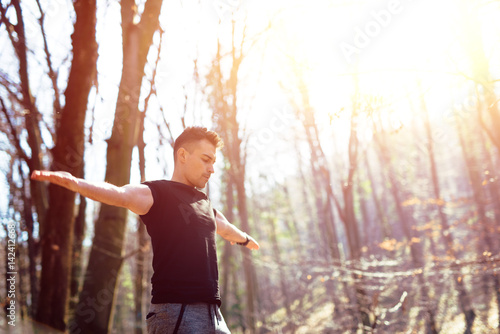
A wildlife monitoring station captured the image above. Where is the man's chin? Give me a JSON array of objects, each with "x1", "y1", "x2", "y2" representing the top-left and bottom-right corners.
[{"x1": 196, "y1": 179, "x2": 209, "y2": 189}]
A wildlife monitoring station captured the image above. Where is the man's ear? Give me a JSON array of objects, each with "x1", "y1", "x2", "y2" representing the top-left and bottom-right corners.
[{"x1": 177, "y1": 147, "x2": 187, "y2": 163}]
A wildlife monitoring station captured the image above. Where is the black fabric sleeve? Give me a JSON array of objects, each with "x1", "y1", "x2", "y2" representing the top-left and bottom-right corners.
[{"x1": 140, "y1": 181, "x2": 162, "y2": 221}]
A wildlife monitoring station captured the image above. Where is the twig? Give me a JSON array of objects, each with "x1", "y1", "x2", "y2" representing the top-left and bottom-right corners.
[
  {"x1": 0, "y1": 97, "x2": 30, "y2": 164},
  {"x1": 35, "y1": 0, "x2": 61, "y2": 118}
]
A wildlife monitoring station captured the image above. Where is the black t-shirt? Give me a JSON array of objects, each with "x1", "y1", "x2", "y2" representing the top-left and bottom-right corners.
[{"x1": 140, "y1": 180, "x2": 220, "y2": 305}]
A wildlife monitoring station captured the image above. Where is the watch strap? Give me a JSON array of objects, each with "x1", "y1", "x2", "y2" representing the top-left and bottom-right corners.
[{"x1": 237, "y1": 234, "x2": 250, "y2": 246}]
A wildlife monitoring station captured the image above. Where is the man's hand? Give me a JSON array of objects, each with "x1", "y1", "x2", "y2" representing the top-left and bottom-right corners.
[
  {"x1": 31, "y1": 170, "x2": 78, "y2": 192},
  {"x1": 215, "y1": 210, "x2": 260, "y2": 250}
]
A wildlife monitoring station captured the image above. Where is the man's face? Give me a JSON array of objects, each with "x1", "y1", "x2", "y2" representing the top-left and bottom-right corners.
[{"x1": 179, "y1": 139, "x2": 216, "y2": 189}]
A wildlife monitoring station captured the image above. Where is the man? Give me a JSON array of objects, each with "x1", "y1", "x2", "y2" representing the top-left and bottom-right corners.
[{"x1": 31, "y1": 126, "x2": 259, "y2": 334}]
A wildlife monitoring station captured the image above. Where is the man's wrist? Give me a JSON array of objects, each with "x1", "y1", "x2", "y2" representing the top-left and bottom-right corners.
[{"x1": 236, "y1": 233, "x2": 250, "y2": 246}]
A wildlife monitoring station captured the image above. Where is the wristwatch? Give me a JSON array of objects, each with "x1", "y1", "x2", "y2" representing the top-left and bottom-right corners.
[{"x1": 237, "y1": 234, "x2": 250, "y2": 246}]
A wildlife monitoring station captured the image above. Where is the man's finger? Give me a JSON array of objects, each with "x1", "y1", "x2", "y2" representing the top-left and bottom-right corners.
[
  {"x1": 31, "y1": 170, "x2": 53, "y2": 179},
  {"x1": 31, "y1": 170, "x2": 43, "y2": 180},
  {"x1": 31, "y1": 170, "x2": 60, "y2": 182},
  {"x1": 248, "y1": 240, "x2": 259, "y2": 250}
]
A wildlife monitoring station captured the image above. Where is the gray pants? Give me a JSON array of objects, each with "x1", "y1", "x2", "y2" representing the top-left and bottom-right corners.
[{"x1": 146, "y1": 303, "x2": 231, "y2": 334}]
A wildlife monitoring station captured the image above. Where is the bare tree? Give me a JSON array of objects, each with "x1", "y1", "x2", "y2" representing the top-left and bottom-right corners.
[
  {"x1": 414, "y1": 86, "x2": 476, "y2": 333},
  {"x1": 35, "y1": 0, "x2": 98, "y2": 329},
  {"x1": 0, "y1": 1, "x2": 48, "y2": 229},
  {"x1": 206, "y1": 22, "x2": 264, "y2": 331},
  {"x1": 456, "y1": 0, "x2": 500, "y2": 156},
  {"x1": 0, "y1": 0, "x2": 97, "y2": 329},
  {"x1": 72, "y1": 1, "x2": 163, "y2": 333},
  {"x1": 454, "y1": 106, "x2": 499, "y2": 331},
  {"x1": 372, "y1": 109, "x2": 439, "y2": 334}
]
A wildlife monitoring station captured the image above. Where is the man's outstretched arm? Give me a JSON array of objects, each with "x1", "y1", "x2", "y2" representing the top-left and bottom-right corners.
[
  {"x1": 31, "y1": 170, "x2": 153, "y2": 215},
  {"x1": 215, "y1": 209, "x2": 260, "y2": 250}
]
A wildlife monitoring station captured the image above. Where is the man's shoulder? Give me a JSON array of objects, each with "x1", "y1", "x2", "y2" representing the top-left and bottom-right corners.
[
  {"x1": 139, "y1": 180, "x2": 171, "y2": 219},
  {"x1": 144, "y1": 180, "x2": 208, "y2": 202},
  {"x1": 143, "y1": 179, "x2": 170, "y2": 186},
  {"x1": 141, "y1": 179, "x2": 171, "y2": 200}
]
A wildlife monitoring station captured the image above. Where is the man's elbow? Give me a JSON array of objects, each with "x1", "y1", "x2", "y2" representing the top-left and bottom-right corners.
[
  {"x1": 123, "y1": 195, "x2": 150, "y2": 216},
  {"x1": 119, "y1": 187, "x2": 144, "y2": 214},
  {"x1": 216, "y1": 220, "x2": 229, "y2": 238}
]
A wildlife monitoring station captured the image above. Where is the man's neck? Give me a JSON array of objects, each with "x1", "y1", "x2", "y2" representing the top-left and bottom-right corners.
[{"x1": 171, "y1": 173, "x2": 194, "y2": 188}]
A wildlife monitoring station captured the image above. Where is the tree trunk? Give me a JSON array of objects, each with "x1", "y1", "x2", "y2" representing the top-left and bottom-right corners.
[
  {"x1": 70, "y1": 195, "x2": 87, "y2": 315},
  {"x1": 455, "y1": 113, "x2": 500, "y2": 332},
  {"x1": 267, "y1": 216, "x2": 292, "y2": 322},
  {"x1": 220, "y1": 105, "x2": 260, "y2": 333},
  {"x1": 17, "y1": 242, "x2": 27, "y2": 319},
  {"x1": 455, "y1": 10, "x2": 500, "y2": 323},
  {"x1": 134, "y1": 110, "x2": 148, "y2": 334},
  {"x1": 72, "y1": 1, "x2": 162, "y2": 333},
  {"x1": 477, "y1": 100, "x2": 500, "y2": 240},
  {"x1": 283, "y1": 184, "x2": 305, "y2": 258},
  {"x1": 209, "y1": 35, "x2": 260, "y2": 331},
  {"x1": 234, "y1": 170, "x2": 259, "y2": 331},
  {"x1": 356, "y1": 179, "x2": 371, "y2": 249},
  {"x1": 419, "y1": 90, "x2": 476, "y2": 333},
  {"x1": 294, "y1": 136, "x2": 327, "y2": 259},
  {"x1": 220, "y1": 175, "x2": 235, "y2": 320},
  {"x1": 331, "y1": 96, "x2": 372, "y2": 332},
  {"x1": 366, "y1": 151, "x2": 391, "y2": 239},
  {"x1": 36, "y1": 0, "x2": 97, "y2": 330},
  {"x1": 3, "y1": 0, "x2": 49, "y2": 232},
  {"x1": 0, "y1": 1, "x2": 48, "y2": 257},
  {"x1": 373, "y1": 120, "x2": 438, "y2": 334},
  {"x1": 291, "y1": 80, "x2": 358, "y2": 328},
  {"x1": 478, "y1": 127, "x2": 500, "y2": 327},
  {"x1": 457, "y1": 0, "x2": 500, "y2": 156},
  {"x1": 336, "y1": 109, "x2": 362, "y2": 260},
  {"x1": 297, "y1": 108, "x2": 340, "y2": 261},
  {"x1": 16, "y1": 161, "x2": 39, "y2": 317}
]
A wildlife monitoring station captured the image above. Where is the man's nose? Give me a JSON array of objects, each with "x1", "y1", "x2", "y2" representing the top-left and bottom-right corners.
[{"x1": 208, "y1": 165, "x2": 214, "y2": 174}]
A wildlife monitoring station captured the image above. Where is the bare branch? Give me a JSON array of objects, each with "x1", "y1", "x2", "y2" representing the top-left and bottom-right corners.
[
  {"x1": 0, "y1": 97, "x2": 30, "y2": 165},
  {"x1": 0, "y1": 72, "x2": 23, "y2": 105},
  {"x1": 142, "y1": 27, "x2": 163, "y2": 115},
  {"x1": 35, "y1": 0, "x2": 62, "y2": 116},
  {"x1": 329, "y1": 188, "x2": 346, "y2": 223},
  {"x1": 0, "y1": 2, "x2": 18, "y2": 49}
]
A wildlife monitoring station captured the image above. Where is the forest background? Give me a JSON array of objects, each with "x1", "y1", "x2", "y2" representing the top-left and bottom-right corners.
[{"x1": 1, "y1": 0, "x2": 500, "y2": 333}]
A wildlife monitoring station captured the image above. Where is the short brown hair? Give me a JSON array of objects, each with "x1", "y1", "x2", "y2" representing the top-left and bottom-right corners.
[{"x1": 173, "y1": 126, "x2": 223, "y2": 162}]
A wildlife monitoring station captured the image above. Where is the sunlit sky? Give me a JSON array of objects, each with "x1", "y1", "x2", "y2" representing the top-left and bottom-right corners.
[{"x1": 1, "y1": 0, "x2": 500, "y2": 217}]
